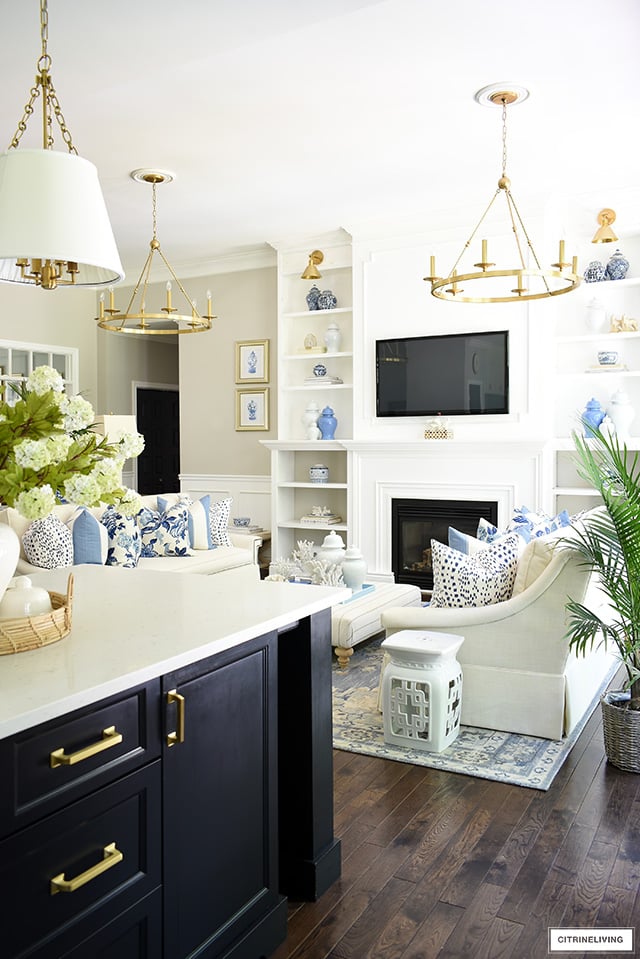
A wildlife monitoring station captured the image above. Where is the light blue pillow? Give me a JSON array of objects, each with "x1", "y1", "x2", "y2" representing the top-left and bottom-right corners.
[
  {"x1": 448, "y1": 526, "x2": 487, "y2": 556},
  {"x1": 101, "y1": 506, "x2": 141, "y2": 568},
  {"x1": 67, "y1": 507, "x2": 108, "y2": 565},
  {"x1": 138, "y1": 503, "x2": 192, "y2": 558}
]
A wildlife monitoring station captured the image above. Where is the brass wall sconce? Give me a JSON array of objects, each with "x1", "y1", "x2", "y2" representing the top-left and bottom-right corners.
[
  {"x1": 592, "y1": 209, "x2": 618, "y2": 244},
  {"x1": 301, "y1": 250, "x2": 324, "y2": 280}
]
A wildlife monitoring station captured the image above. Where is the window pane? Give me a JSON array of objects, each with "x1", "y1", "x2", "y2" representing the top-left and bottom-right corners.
[
  {"x1": 0, "y1": 348, "x2": 8, "y2": 375},
  {"x1": 11, "y1": 350, "x2": 28, "y2": 377},
  {"x1": 51, "y1": 354, "x2": 67, "y2": 377},
  {"x1": 33, "y1": 351, "x2": 49, "y2": 368}
]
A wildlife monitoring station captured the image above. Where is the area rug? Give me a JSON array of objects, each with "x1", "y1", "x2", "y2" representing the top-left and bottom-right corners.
[{"x1": 332, "y1": 638, "x2": 618, "y2": 791}]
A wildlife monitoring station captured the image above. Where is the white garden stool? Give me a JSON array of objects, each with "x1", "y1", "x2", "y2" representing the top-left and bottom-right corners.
[{"x1": 381, "y1": 630, "x2": 464, "y2": 753}]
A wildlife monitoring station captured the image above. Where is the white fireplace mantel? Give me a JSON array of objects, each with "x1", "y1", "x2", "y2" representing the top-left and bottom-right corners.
[{"x1": 342, "y1": 438, "x2": 550, "y2": 581}]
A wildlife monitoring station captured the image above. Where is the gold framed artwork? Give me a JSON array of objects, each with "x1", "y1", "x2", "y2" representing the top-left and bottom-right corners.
[
  {"x1": 235, "y1": 339, "x2": 269, "y2": 384},
  {"x1": 236, "y1": 387, "x2": 269, "y2": 431}
]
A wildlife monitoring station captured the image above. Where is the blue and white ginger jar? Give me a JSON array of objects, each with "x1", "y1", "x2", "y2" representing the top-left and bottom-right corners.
[
  {"x1": 583, "y1": 261, "x2": 606, "y2": 283},
  {"x1": 306, "y1": 285, "x2": 321, "y2": 311},
  {"x1": 605, "y1": 249, "x2": 630, "y2": 281}
]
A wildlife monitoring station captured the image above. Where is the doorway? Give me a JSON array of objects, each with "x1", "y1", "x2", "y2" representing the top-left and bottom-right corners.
[{"x1": 134, "y1": 384, "x2": 180, "y2": 495}]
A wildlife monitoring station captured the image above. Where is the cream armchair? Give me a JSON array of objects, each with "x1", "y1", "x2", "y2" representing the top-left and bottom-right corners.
[{"x1": 381, "y1": 542, "x2": 617, "y2": 740}]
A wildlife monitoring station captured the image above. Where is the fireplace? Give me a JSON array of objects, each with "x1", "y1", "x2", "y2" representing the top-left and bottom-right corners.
[{"x1": 391, "y1": 498, "x2": 498, "y2": 590}]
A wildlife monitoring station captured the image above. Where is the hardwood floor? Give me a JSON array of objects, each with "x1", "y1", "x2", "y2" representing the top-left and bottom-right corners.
[{"x1": 275, "y1": 692, "x2": 640, "y2": 959}]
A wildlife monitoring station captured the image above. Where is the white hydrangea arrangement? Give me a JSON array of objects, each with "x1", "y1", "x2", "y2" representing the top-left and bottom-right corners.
[{"x1": 0, "y1": 365, "x2": 145, "y2": 520}]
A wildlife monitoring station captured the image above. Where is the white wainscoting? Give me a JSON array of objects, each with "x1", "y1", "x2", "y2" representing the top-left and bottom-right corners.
[{"x1": 179, "y1": 473, "x2": 271, "y2": 531}]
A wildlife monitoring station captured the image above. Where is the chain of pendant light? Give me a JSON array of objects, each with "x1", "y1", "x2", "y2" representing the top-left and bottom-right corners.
[{"x1": 8, "y1": 0, "x2": 77, "y2": 153}]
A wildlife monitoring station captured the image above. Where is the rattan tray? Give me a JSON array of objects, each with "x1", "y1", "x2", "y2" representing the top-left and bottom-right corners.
[{"x1": 0, "y1": 573, "x2": 73, "y2": 655}]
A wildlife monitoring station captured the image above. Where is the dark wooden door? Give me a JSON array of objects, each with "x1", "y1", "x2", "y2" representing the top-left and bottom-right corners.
[{"x1": 135, "y1": 388, "x2": 179, "y2": 495}]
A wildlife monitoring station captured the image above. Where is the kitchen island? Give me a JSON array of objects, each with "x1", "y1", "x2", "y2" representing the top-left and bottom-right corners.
[{"x1": 0, "y1": 566, "x2": 345, "y2": 959}]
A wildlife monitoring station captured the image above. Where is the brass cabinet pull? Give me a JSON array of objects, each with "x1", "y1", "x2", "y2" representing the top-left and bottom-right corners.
[
  {"x1": 50, "y1": 842, "x2": 123, "y2": 895},
  {"x1": 166, "y1": 689, "x2": 185, "y2": 746},
  {"x1": 49, "y1": 726, "x2": 123, "y2": 768}
]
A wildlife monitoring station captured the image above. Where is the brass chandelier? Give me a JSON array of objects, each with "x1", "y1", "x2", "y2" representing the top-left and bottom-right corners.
[
  {"x1": 0, "y1": 0, "x2": 123, "y2": 289},
  {"x1": 425, "y1": 84, "x2": 580, "y2": 304},
  {"x1": 97, "y1": 170, "x2": 215, "y2": 336}
]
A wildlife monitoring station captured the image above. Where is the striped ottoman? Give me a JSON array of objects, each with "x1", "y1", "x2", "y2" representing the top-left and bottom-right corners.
[{"x1": 332, "y1": 582, "x2": 423, "y2": 668}]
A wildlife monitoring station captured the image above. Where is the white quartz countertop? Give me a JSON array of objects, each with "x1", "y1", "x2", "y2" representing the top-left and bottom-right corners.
[{"x1": 0, "y1": 565, "x2": 348, "y2": 739}]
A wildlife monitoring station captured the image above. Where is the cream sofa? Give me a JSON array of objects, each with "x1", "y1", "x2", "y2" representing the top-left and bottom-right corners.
[
  {"x1": 0, "y1": 493, "x2": 261, "y2": 589},
  {"x1": 380, "y1": 523, "x2": 618, "y2": 740}
]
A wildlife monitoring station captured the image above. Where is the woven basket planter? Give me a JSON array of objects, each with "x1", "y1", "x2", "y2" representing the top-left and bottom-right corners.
[{"x1": 601, "y1": 692, "x2": 640, "y2": 774}]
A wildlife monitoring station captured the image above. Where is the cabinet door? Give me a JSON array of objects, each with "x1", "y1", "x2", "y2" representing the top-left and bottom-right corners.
[{"x1": 162, "y1": 633, "x2": 286, "y2": 959}]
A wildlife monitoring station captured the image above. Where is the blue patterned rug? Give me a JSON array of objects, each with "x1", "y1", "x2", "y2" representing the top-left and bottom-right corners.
[{"x1": 332, "y1": 638, "x2": 617, "y2": 791}]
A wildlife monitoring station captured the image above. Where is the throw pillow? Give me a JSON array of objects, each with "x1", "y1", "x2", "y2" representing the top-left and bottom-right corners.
[
  {"x1": 66, "y1": 507, "x2": 108, "y2": 565},
  {"x1": 137, "y1": 503, "x2": 193, "y2": 558},
  {"x1": 23, "y1": 514, "x2": 74, "y2": 569},
  {"x1": 448, "y1": 526, "x2": 488, "y2": 556},
  {"x1": 209, "y1": 497, "x2": 232, "y2": 547},
  {"x1": 101, "y1": 506, "x2": 141, "y2": 568},
  {"x1": 430, "y1": 533, "x2": 520, "y2": 608},
  {"x1": 158, "y1": 494, "x2": 212, "y2": 550}
]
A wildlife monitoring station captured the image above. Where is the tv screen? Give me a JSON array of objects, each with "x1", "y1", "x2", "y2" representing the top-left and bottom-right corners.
[{"x1": 376, "y1": 330, "x2": 509, "y2": 417}]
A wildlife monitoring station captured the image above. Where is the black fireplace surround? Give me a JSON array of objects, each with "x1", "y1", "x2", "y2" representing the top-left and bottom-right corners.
[{"x1": 392, "y1": 498, "x2": 498, "y2": 590}]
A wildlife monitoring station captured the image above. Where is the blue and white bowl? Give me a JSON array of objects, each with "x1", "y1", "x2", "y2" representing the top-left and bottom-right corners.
[
  {"x1": 233, "y1": 517, "x2": 251, "y2": 527},
  {"x1": 597, "y1": 351, "x2": 619, "y2": 366}
]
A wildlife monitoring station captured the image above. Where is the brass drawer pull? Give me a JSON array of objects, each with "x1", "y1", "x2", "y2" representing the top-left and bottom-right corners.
[
  {"x1": 166, "y1": 689, "x2": 185, "y2": 746},
  {"x1": 50, "y1": 842, "x2": 123, "y2": 895},
  {"x1": 50, "y1": 726, "x2": 123, "y2": 768}
]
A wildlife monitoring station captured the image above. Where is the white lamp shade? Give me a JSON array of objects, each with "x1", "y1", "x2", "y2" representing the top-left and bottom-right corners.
[
  {"x1": 0, "y1": 149, "x2": 124, "y2": 287},
  {"x1": 93, "y1": 414, "x2": 137, "y2": 442}
]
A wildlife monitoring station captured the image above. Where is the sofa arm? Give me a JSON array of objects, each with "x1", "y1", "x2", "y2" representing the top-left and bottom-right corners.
[{"x1": 228, "y1": 531, "x2": 262, "y2": 563}]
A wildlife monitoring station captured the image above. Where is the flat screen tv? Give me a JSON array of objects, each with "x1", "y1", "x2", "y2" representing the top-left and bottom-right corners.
[{"x1": 376, "y1": 330, "x2": 509, "y2": 417}]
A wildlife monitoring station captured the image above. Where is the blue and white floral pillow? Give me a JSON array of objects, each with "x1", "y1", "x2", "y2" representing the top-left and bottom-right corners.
[
  {"x1": 101, "y1": 506, "x2": 141, "y2": 568},
  {"x1": 137, "y1": 502, "x2": 192, "y2": 558},
  {"x1": 430, "y1": 533, "x2": 520, "y2": 608},
  {"x1": 478, "y1": 506, "x2": 571, "y2": 545},
  {"x1": 158, "y1": 494, "x2": 212, "y2": 550}
]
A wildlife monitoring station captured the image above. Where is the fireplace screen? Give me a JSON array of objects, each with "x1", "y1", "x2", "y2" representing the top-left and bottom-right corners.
[{"x1": 391, "y1": 498, "x2": 498, "y2": 590}]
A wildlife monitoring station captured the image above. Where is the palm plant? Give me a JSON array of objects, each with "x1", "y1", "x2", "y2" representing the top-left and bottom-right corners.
[{"x1": 564, "y1": 424, "x2": 640, "y2": 706}]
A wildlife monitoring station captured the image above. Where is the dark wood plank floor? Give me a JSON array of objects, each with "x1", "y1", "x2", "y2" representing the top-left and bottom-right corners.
[{"x1": 275, "y1": 677, "x2": 640, "y2": 959}]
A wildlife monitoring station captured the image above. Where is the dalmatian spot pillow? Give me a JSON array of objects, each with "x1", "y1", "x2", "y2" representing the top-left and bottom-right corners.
[
  {"x1": 209, "y1": 497, "x2": 232, "y2": 548},
  {"x1": 430, "y1": 533, "x2": 520, "y2": 608},
  {"x1": 23, "y1": 514, "x2": 74, "y2": 569}
]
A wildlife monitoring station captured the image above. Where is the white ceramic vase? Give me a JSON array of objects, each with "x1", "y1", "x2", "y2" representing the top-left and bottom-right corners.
[
  {"x1": 341, "y1": 547, "x2": 367, "y2": 591},
  {"x1": 608, "y1": 389, "x2": 635, "y2": 439},
  {"x1": 0, "y1": 523, "x2": 20, "y2": 606},
  {"x1": 323, "y1": 322, "x2": 342, "y2": 353},
  {"x1": 316, "y1": 530, "x2": 345, "y2": 565}
]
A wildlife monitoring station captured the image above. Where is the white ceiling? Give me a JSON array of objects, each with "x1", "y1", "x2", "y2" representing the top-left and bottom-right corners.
[{"x1": 1, "y1": 0, "x2": 639, "y2": 279}]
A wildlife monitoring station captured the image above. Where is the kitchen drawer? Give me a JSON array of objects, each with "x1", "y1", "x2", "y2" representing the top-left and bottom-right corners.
[
  {"x1": 0, "y1": 762, "x2": 161, "y2": 959},
  {"x1": 0, "y1": 680, "x2": 161, "y2": 836},
  {"x1": 28, "y1": 889, "x2": 163, "y2": 959}
]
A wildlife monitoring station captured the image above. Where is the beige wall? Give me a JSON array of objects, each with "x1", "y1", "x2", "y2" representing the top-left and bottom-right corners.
[
  {"x1": 179, "y1": 267, "x2": 277, "y2": 475},
  {"x1": 0, "y1": 283, "x2": 99, "y2": 401},
  {"x1": 97, "y1": 328, "x2": 178, "y2": 414},
  {"x1": 0, "y1": 265, "x2": 276, "y2": 478}
]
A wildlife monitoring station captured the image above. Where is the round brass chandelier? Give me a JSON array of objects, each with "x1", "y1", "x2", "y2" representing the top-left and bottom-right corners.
[
  {"x1": 97, "y1": 170, "x2": 215, "y2": 335},
  {"x1": 425, "y1": 84, "x2": 580, "y2": 304}
]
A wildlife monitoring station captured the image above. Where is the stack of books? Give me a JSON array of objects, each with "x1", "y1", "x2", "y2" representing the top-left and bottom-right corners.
[
  {"x1": 299, "y1": 513, "x2": 342, "y2": 526},
  {"x1": 304, "y1": 375, "x2": 343, "y2": 385}
]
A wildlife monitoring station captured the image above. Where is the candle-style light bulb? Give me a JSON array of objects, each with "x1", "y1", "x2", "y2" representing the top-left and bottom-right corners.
[
  {"x1": 108, "y1": 286, "x2": 115, "y2": 311},
  {"x1": 99, "y1": 292, "x2": 105, "y2": 319},
  {"x1": 166, "y1": 280, "x2": 172, "y2": 311},
  {"x1": 206, "y1": 289, "x2": 212, "y2": 315}
]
